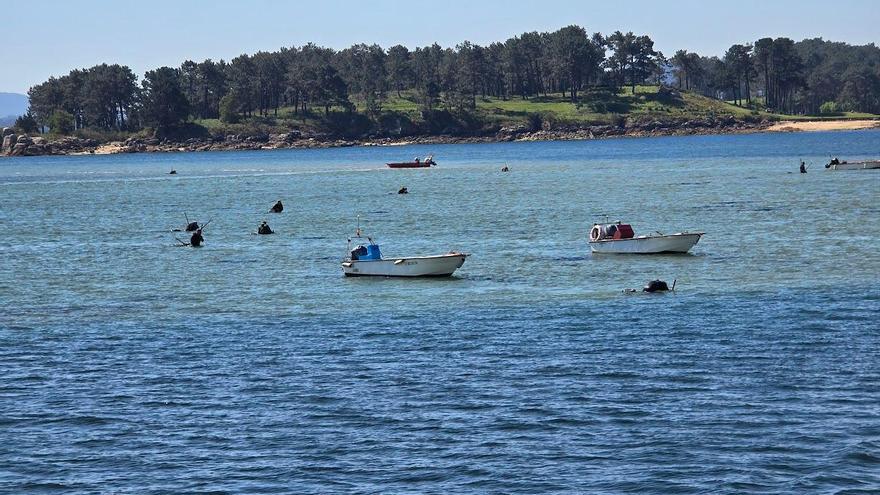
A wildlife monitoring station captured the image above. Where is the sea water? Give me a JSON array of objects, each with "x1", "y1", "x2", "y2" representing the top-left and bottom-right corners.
[{"x1": 0, "y1": 130, "x2": 878, "y2": 493}]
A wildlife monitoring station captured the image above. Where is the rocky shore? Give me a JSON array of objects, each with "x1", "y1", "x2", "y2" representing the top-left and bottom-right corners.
[{"x1": 0, "y1": 117, "x2": 789, "y2": 158}]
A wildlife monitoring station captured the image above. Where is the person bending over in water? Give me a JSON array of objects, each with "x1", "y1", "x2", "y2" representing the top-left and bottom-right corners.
[
  {"x1": 190, "y1": 229, "x2": 204, "y2": 247},
  {"x1": 270, "y1": 200, "x2": 284, "y2": 213},
  {"x1": 258, "y1": 221, "x2": 274, "y2": 235}
]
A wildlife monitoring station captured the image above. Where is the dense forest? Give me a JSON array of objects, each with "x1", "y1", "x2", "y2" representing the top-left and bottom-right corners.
[{"x1": 15, "y1": 26, "x2": 880, "y2": 138}]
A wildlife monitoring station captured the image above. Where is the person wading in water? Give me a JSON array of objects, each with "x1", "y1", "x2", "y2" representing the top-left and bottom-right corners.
[
  {"x1": 257, "y1": 221, "x2": 274, "y2": 235},
  {"x1": 190, "y1": 229, "x2": 204, "y2": 247},
  {"x1": 270, "y1": 200, "x2": 284, "y2": 213}
]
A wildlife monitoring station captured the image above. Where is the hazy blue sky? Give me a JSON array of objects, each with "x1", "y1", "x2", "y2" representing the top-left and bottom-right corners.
[{"x1": 3, "y1": 0, "x2": 878, "y2": 93}]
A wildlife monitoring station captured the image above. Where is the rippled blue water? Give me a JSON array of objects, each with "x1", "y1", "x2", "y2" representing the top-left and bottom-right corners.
[{"x1": 1, "y1": 131, "x2": 879, "y2": 494}]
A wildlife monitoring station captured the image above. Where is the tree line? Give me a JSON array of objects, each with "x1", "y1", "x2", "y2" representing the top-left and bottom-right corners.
[
  {"x1": 20, "y1": 26, "x2": 880, "y2": 135},
  {"x1": 670, "y1": 37, "x2": 880, "y2": 114}
]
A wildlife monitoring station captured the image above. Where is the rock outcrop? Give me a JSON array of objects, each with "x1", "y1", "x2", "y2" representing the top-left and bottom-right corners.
[
  {"x1": 1, "y1": 134, "x2": 100, "y2": 156},
  {"x1": 1, "y1": 133, "x2": 16, "y2": 154},
  {"x1": 1, "y1": 118, "x2": 775, "y2": 158}
]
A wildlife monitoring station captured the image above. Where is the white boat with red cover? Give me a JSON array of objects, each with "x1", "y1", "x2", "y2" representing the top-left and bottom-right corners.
[{"x1": 588, "y1": 222, "x2": 703, "y2": 254}]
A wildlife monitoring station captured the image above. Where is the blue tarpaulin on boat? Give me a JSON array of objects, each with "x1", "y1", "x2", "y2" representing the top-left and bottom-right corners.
[{"x1": 360, "y1": 244, "x2": 381, "y2": 260}]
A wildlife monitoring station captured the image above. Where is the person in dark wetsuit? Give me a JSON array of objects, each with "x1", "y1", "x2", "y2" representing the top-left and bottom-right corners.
[
  {"x1": 800, "y1": 161, "x2": 807, "y2": 174},
  {"x1": 257, "y1": 221, "x2": 274, "y2": 235},
  {"x1": 270, "y1": 200, "x2": 284, "y2": 213},
  {"x1": 185, "y1": 221, "x2": 200, "y2": 232},
  {"x1": 190, "y1": 229, "x2": 204, "y2": 247},
  {"x1": 643, "y1": 280, "x2": 670, "y2": 292},
  {"x1": 398, "y1": 186, "x2": 408, "y2": 194}
]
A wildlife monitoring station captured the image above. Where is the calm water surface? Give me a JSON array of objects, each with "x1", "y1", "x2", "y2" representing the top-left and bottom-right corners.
[{"x1": 1, "y1": 131, "x2": 879, "y2": 493}]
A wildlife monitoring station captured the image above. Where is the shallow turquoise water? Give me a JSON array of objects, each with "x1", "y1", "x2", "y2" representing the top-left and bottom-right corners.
[{"x1": 1, "y1": 131, "x2": 878, "y2": 493}]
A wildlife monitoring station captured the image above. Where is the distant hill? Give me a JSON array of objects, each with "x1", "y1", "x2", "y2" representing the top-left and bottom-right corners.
[{"x1": 0, "y1": 92, "x2": 29, "y2": 126}]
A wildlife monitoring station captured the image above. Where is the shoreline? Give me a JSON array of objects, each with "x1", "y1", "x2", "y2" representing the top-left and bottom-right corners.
[
  {"x1": 765, "y1": 119, "x2": 880, "y2": 132},
  {"x1": 2, "y1": 118, "x2": 878, "y2": 158}
]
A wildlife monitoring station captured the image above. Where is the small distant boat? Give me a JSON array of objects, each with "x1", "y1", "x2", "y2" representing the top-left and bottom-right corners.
[
  {"x1": 589, "y1": 222, "x2": 703, "y2": 254},
  {"x1": 341, "y1": 225, "x2": 467, "y2": 277},
  {"x1": 825, "y1": 158, "x2": 880, "y2": 171},
  {"x1": 387, "y1": 154, "x2": 436, "y2": 168}
]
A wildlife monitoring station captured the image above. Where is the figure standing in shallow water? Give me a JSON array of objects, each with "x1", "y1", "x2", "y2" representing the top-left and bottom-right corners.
[
  {"x1": 190, "y1": 229, "x2": 204, "y2": 247},
  {"x1": 800, "y1": 161, "x2": 807, "y2": 174},
  {"x1": 258, "y1": 221, "x2": 274, "y2": 235}
]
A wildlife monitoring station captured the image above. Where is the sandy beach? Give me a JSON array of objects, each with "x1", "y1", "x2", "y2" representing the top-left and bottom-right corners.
[{"x1": 768, "y1": 119, "x2": 880, "y2": 132}]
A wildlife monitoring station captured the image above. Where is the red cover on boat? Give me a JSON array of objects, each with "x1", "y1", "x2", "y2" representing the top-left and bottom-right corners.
[{"x1": 614, "y1": 224, "x2": 635, "y2": 239}]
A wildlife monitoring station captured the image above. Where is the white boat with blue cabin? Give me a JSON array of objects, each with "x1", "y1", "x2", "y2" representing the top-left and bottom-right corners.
[{"x1": 341, "y1": 225, "x2": 468, "y2": 277}]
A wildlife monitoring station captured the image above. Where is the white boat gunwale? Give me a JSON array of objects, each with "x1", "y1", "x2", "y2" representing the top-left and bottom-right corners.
[
  {"x1": 588, "y1": 232, "x2": 704, "y2": 244},
  {"x1": 342, "y1": 252, "x2": 468, "y2": 277}
]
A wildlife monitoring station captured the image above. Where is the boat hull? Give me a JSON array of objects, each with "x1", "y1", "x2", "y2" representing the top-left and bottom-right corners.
[
  {"x1": 387, "y1": 162, "x2": 432, "y2": 168},
  {"x1": 342, "y1": 253, "x2": 467, "y2": 277},
  {"x1": 589, "y1": 233, "x2": 703, "y2": 254},
  {"x1": 827, "y1": 160, "x2": 880, "y2": 171}
]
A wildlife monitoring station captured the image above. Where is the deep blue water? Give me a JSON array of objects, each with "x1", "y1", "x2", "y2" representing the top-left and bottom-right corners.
[{"x1": 1, "y1": 130, "x2": 879, "y2": 494}]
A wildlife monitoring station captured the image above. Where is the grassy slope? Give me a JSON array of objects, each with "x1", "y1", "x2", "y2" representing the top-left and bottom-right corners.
[
  {"x1": 475, "y1": 86, "x2": 757, "y2": 127},
  {"x1": 191, "y1": 86, "x2": 878, "y2": 137}
]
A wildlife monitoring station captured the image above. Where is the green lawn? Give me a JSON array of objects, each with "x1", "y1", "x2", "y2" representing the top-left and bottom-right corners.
[{"x1": 472, "y1": 86, "x2": 760, "y2": 126}]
